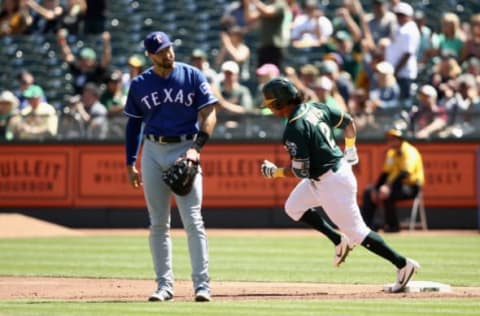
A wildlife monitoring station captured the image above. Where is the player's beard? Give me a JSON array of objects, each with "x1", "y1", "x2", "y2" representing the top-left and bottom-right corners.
[
  {"x1": 155, "y1": 59, "x2": 174, "y2": 71},
  {"x1": 151, "y1": 50, "x2": 175, "y2": 74},
  {"x1": 161, "y1": 59, "x2": 174, "y2": 69}
]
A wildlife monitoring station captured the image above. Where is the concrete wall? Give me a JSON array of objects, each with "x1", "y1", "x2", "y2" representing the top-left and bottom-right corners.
[{"x1": 1, "y1": 207, "x2": 477, "y2": 230}]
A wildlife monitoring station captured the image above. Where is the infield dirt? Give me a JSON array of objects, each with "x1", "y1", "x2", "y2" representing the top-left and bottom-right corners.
[{"x1": 2, "y1": 276, "x2": 480, "y2": 301}]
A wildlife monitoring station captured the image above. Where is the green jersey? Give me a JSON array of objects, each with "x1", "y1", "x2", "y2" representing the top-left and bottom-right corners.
[{"x1": 282, "y1": 102, "x2": 352, "y2": 179}]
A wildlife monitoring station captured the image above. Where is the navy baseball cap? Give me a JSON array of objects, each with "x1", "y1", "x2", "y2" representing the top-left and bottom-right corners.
[{"x1": 144, "y1": 31, "x2": 173, "y2": 54}]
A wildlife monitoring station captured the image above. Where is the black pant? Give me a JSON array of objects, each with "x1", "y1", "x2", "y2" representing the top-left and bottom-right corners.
[
  {"x1": 361, "y1": 183, "x2": 420, "y2": 231},
  {"x1": 257, "y1": 45, "x2": 284, "y2": 70},
  {"x1": 397, "y1": 77, "x2": 413, "y2": 101}
]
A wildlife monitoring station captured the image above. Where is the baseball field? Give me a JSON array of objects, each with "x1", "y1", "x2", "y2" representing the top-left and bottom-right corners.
[{"x1": 0, "y1": 214, "x2": 479, "y2": 316}]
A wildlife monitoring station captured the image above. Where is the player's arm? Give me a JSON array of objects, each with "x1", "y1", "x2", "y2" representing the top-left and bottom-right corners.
[
  {"x1": 261, "y1": 160, "x2": 293, "y2": 178},
  {"x1": 124, "y1": 87, "x2": 144, "y2": 189},
  {"x1": 186, "y1": 103, "x2": 217, "y2": 161},
  {"x1": 283, "y1": 134, "x2": 310, "y2": 179},
  {"x1": 125, "y1": 117, "x2": 143, "y2": 189},
  {"x1": 197, "y1": 103, "x2": 217, "y2": 138},
  {"x1": 343, "y1": 113, "x2": 358, "y2": 165},
  {"x1": 323, "y1": 102, "x2": 356, "y2": 147},
  {"x1": 262, "y1": 128, "x2": 309, "y2": 179},
  {"x1": 343, "y1": 118, "x2": 356, "y2": 145},
  {"x1": 262, "y1": 157, "x2": 312, "y2": 179},
  {"x1": 187, "y1": 68, "x2": 219, "y2": 160}
]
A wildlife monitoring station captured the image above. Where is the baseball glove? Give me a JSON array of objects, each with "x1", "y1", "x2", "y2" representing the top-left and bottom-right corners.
[{"x1": 162, "y1": 157, "x2": 199, "y2": 196}]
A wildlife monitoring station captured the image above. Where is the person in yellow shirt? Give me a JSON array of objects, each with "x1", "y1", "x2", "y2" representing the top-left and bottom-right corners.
[{"x1": 361, "y1": 128, "x2": 424, "y2": 232}]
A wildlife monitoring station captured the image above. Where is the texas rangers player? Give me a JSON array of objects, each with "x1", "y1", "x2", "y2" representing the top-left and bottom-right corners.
[
  {"x1": 124, "y1": 31, "x2": 217, "y2": 302},
  {"x1": 260, "y1": 77, "x2": 419, "y2": 293}
]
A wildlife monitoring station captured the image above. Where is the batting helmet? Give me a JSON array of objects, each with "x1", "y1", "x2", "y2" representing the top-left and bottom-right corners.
[{"x1": 262, "y1": 77, "x2": 299, "y2": 109}]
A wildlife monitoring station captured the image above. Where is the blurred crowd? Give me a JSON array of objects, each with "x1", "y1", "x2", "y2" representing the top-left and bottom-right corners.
[{"x1": 1, "y1": 0, "x2": 479, "y2": 142}]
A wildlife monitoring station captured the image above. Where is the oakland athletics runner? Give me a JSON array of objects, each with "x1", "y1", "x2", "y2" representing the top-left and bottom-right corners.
[{"x1": 259, "y1": 77, "x2": 419, "y2": 293}]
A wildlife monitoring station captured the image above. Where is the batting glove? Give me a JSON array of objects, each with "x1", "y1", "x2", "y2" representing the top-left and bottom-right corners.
[
  {"x1": 261, "y1": 160, "x2": 278, "y2": 178},
  {"x1": 344, "y1": 146, "x2": 359, "y2": 165}
]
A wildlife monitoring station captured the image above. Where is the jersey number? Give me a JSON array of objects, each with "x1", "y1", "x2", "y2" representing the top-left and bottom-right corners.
[
  {"x1": 319, "y1": 122, "x2": 337, "y2": 149},
  {"x1": 305, "y1": 108, "x2": 337, "y2": 149}
]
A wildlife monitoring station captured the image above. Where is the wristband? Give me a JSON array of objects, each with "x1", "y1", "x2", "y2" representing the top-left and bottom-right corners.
[
  {"x1": 191, "y1": 131, "x2": 210, "y2": 152},
  {"x1": 274, "y1": 168, "x2": 285, "y2": 178},
  {"x1": 345, "y1": 136, "x2": 356, "y2": 148}
]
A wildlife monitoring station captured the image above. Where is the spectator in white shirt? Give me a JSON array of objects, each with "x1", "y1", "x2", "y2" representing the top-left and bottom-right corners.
[
  {"x1": 290, "y1": 0, "x2": 333, "y2": 48},
  {"x1": 385, "y1": 2, "x2": 420, "y2": 105},
  {"x1": 8, "y1": 85, "x2": 58, "y2": 140}
]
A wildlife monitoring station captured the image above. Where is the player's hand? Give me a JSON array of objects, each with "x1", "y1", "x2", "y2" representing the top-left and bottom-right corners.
[
  {"x1": 344, "y1": 146, "x2": 359, "y2": 165},
  {"x1": 185, "y1": 148, "x2": 200, "y2": 162},
  {"x1": 261, "y1": 160, "x2": 278, "y2": 178},
  {"x1": 127, "y1": 165, "x2": 142, "y2": 189}
]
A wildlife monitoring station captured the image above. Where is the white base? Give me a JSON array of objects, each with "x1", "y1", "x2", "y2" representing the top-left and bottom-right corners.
[{"x1": 383, "y1": 281, "x2": 452, "y2": 293}]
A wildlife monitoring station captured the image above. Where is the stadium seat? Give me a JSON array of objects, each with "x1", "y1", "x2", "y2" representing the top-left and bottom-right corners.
[
  {"x1": 0, "y1": 0, "x2": 477, "y2": 139},
  {"x1": 57, "y1": 111, "x2": 86, "y2": 140},
  {"x1": 106, "y1": 116, "x2": 128, "y2": 139}
]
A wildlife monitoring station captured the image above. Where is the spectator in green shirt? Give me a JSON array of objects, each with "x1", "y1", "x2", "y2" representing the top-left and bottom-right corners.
[{"x1": 426, "y1": 12, "x2": 464, "y2": 62}]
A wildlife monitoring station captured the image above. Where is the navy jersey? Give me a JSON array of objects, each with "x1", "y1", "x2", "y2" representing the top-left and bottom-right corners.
[{"x1": 124, "y1": 62, "x2": 218, "y2": 136}]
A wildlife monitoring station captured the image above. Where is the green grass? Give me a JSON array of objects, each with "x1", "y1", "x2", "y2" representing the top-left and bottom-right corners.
[
  {"x1": 0, "y1": 234, "x2": 479, "y2": 285},
  {"x1": 0, "y1": 233, "x2": 479, "y2": 315},
  {"x1": 0, "y1": 299, "x2": 479, "y2": 316}
]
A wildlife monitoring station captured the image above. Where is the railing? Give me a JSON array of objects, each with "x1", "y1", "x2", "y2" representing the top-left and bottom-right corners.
[
  {"x1": 3, "y1": 110, "x2": 480, "y2": 144},
  {"x1": 210, "y1": 110, "x2": 480, "y2": 142}
]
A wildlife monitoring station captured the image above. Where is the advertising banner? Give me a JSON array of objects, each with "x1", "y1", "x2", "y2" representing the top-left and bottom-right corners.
[{"x1": 0, "y1": 143, "x2": 478, "y2": 208}]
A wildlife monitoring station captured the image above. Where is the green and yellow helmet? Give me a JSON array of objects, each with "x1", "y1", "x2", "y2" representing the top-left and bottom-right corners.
[{"x1": 262, "y1": 77, "x2": 299, "y2": 109}]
